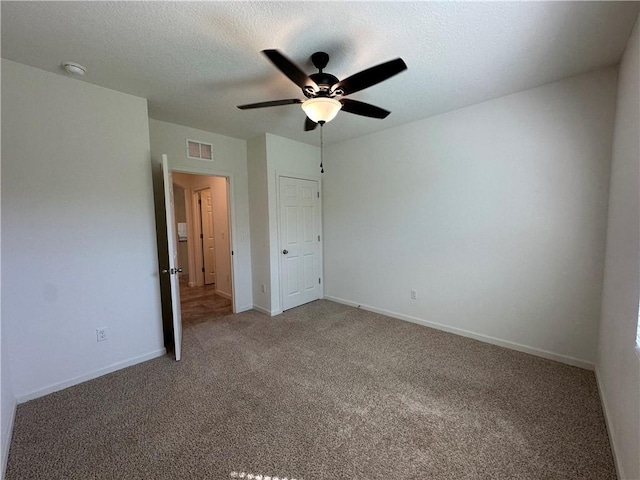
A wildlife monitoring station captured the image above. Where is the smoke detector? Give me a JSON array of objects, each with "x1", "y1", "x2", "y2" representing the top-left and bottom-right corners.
[{"x1": 62, "y1": 62, "x2": 86, "y2": 76}]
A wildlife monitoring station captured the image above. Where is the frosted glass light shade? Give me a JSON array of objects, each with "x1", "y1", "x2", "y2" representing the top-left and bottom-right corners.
[{"x1": 301, "y1": 97, "x2": 342, "y2": 123}]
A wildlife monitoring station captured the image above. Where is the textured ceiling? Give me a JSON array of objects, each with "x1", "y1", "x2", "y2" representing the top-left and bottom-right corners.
[{"x1": 2, "y1": 1, "x2": 638, "y2": 145}]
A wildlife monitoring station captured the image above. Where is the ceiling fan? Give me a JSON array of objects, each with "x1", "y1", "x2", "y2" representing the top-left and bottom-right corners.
[{"x1": 237, "y1": 50, "x2": 407, "y2": 131}]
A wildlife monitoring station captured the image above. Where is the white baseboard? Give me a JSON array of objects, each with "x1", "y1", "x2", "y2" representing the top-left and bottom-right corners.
[
  {"x1": 215, "y1": 290, "x2": 232, "y2": 300},
  {"x1": 324, "y1": 295, "x2": 594, "y2": 371},
  {"x1": 252, "y1": 304, "x2": 271, "y2": 315},
  {"x1": 1, "y1": 395, "x2": 17, "y2": 480},
  {"x1": 236, "y1": 304, "x2": 253, "y2": 314},
  {"x1": 16, "y1": 348, "x2": 167, "y2": 404},
  {"x1": 252, "y1": 305, "x2": 282, "y2": 317},
  {"x1": 594, "y1": 367, "x2": 624, "y2": 480}
]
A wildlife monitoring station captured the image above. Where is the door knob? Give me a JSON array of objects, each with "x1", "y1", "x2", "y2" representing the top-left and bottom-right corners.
[
  {"x1": 162, "y1": 268, "x2": 183, "y2": 275},
  {"x1": 282, "y1": 250, "x2": 288, "y2": 254}
]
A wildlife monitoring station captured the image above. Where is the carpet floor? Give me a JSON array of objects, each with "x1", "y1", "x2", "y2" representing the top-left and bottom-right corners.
[{"x1": 6, "y1": 300, "x2": 615, "y2": 479}]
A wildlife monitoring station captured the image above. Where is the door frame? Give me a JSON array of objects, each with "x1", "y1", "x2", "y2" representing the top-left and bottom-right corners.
[
  {"x1": 276, "y1": 171, "x2": 324, "y2": 312},
  {"x1": 169, "y1": 165, "x2": 238, "y2": 313},
  {"x1": 170, "y1": 178, "x2": 191, "y2": 283}
]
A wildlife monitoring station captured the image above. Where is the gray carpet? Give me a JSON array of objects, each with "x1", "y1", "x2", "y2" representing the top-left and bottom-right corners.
[{"x1": 6, "y1": 300, "x2": 615, "y2": 479}]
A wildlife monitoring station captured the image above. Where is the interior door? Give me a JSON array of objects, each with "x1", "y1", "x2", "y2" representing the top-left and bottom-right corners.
[
  {"x1": 161, "y1": 154, "x2": 183, "y2": 361},
  {"x1": 279, "y1": 176, "x2": 321, "y2": 311},
  {"x1": 201, "y1": 188, "x2": 216, "y2": 285}
]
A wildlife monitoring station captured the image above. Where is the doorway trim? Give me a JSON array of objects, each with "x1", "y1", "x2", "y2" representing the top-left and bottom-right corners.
[
  {"x1": 275, "y1": 170, "x2": 324, "y2": 313},
  {"x1": 171, "y1": 177, "x2": 192, "y2": 286},
  {"x1": 169, "y1": 165, "x2": 239, "y2": 314}
]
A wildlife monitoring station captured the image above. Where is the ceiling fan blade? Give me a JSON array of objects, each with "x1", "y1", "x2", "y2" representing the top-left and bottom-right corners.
[
  {"x1": 340, "y1": 98, "x2": 390, "y2": 119},
  {"x1": 304, "y1": 117, "x2": 318, "y2": 131},
  {"x1": 237, "y1": 99, "x2": 302, "y2": 110},
  {"x1": 262, "y1": 49, "x2": 319, "y2": 91},
  {"x1": 333, "y1": 58, "x2": 407, "y2": 96}
]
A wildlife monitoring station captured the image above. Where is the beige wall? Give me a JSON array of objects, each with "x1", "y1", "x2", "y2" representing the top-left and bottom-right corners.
[
  {"x1": 174, "y1": 173, "x2": 232, "y2": 297},
  {"x1": 210, "y1": 177, "x2": 232, "y2": 298}
]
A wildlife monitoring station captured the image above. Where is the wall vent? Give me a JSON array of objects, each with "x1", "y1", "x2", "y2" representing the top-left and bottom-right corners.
[{"x1": 186, "y1": 139, "x2": 213, "y2": 161}]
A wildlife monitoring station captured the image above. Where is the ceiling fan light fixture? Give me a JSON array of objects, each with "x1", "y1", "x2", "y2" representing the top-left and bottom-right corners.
[{"x1": 301, "y1": 97, "x2": 342, "y2": 124}]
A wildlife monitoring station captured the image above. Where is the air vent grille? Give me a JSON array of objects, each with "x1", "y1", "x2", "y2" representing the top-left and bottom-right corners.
[{"x1": 186, "y1": 139, "x2": 213, "y2": 161}]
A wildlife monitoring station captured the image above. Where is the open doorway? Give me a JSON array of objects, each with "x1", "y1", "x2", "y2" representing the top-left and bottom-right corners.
[{"x1": 172, "y1": 172, "x2": 233, "y2": 327}]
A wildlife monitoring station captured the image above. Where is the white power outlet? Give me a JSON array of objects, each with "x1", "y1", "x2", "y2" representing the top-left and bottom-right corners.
[
  {"x1": 96, "y1": 328, "x2": 108, "y2": 342},
  {"x1": 410, "y1": 289, "x2": 418, "y2": 300},
  {"x1": 261, "y1": 284, "x2": 266, "y2": 293}
]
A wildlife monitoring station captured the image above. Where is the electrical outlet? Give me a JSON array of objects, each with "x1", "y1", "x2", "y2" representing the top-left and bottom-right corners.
[
  {"x1": 261, "y1": 284, "x2": 266, "y2": 293},
  {"x1": 410, "y1": 289, "x2": 418, "y2": 300},
  {"x1": 96, "y1": 328, "x2": 108, "y2": 342}
]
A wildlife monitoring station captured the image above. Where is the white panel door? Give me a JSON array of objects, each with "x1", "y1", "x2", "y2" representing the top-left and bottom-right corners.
[
  {"x1": 161, "y1": 154, "x2": 182, "y2": 361},
  {"x1": 201, "y1": 189, "x2": 216, "y2": 285},
  {"x1": 280, "y1": 177, "x2": 321, "y2": 311}
]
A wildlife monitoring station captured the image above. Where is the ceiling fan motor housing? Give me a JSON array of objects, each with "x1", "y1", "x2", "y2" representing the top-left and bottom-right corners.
[
  {"x1": 303, "y1": 52, "x2": 341, "y2": 97},
  {"x1": 311, "y1": 51, "x2": 330, "y2": 70},
  {"x1": 306, "y1": 72, "x2": 339, "y2": 97}
]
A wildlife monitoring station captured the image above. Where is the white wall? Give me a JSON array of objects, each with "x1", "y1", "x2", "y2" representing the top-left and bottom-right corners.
[
  {"x1": 0, "y1": 92, "x2": 14, "y2": 478},
  {"x1": 1, "y1": 297, "x2": 15, "y2": 480},
  {"x1": 596, "y1": 15, "x2": 640, "y2": 480},
  {"x1": 324, "y1": 68, "x2": 617, "y2": 368},
  {"x1": 247, "y1": 133, "x2": 321, "y2": 314},
  {"x1": 1, "y1": 60, "x2": 165, "y2": 402},
  {"x1": 247, "y1": 136, "x2": 271, "y2": 313},
  {"x1": 148, "y1": 119, "x2": 252, "y2": 312}
]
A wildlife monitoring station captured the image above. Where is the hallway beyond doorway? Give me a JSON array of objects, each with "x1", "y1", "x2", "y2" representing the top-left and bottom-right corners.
[{"x1": 179, "y1": 276, "x2": 232, "y2": 327}]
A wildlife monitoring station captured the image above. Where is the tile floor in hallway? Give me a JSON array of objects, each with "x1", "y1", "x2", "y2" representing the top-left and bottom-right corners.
[{"x1": 179, "y1": 275, "x2": 232, "y2": 327}]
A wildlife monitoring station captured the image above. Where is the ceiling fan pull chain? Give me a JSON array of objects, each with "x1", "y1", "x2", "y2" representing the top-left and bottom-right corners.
[{"x1": 320, "y1": 123, "x2": 324, "y2": 174}]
